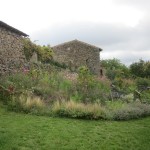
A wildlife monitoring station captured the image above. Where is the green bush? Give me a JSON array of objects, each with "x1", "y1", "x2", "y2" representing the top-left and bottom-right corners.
[
  {"x1": 101, "y1": 58, "x2": 130, "y2": 80},
  {"x1": 23, "y1": 38, "x2": 53, "y2": 62},
  {"x1": 136, "y1": 78, "x2": 150, "y2": 90},
  {"x1": 75, "y1": 66, "x2": 111, "y2": 104},
  {"x1": 121, "y1": 94, "x2": 134, "y2": 103},
  {"x1": 113, "y1": 107, "x2": 143, "y2": 120},
  {"x1": 106, "y1": 101, "x2": 126, "y2": 110},
  {"x1": 112, "y1": 78, "x2": 136, "y2": 95},
  {"x1": 0, "y1": 71, "x2": 39, "y2": 106},
  {"x1": 113, "y1": 102, "x2": 150, "y2": 120},
  {"x1": 130, "y1": 59, "x2": 150, "y2": 78},
  {"x1": 49, "y1": 60, "x2": 67, "y2": 69},
  {"x1": 0, "y1": 88, "x2": 12, "y2": 104},
  {"x1": 135, "y1": 78, "x2": 150, "y2": 103}
]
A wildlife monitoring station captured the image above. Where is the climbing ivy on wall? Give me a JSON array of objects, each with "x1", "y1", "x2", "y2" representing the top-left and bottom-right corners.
[{"x1": 22, "y1": 38, "x2": 53, "y2": 63}]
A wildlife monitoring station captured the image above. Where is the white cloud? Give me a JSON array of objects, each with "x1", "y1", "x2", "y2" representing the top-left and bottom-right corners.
[{"x1": 0, "y1": 0, "x2": 144, "y2": 32}]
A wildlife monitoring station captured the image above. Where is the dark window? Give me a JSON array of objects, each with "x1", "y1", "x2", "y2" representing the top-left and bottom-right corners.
[{"x1": 100, "y1": 69, "x2": 103, "y2": 76}]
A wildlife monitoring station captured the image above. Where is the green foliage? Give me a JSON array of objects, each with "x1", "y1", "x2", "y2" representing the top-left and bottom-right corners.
[
  {"x1": 101, "y1": 58, "x2": 130, "y2": 80},
  {"x1": 23, "y1": 38, "x2": 38, "y2": 61},
  {"x1": 76, "y1": 66, "x2": 111, "y2": 103},
  {"x1": 38, "y1": 46, "x2": 53, "y2": 63},
  {"x1": 0, "y1": 63, "x2": 150, "y2": 121},
  {"x1": 130, "y1": 59, "x2": 150, "y2": 78},
  {"x1": 106, "y1": 100, "x2": 126, "y2": 111},
  {"x1": 49, "y1": 60, "x2": 67, "y2": 69},
  {"x1": 113, "y1": 102, "x2": 150, "y2": 120},
  {"x1": 0, "y1": 88, "x2": 12, "y2": 105},
  {"x1": 22, "y1": 38, "x2": 53, "y2": 63},
  {"x1": 5, "y1": 73, "x2": 37, "y2": 90},
  {"x1": 140, "y1": 91, "x2": 150, "y2": 103},
  {"x1": 136, "y1": 77, "x2": 150, "y2": 89},
  {"x1": 134, "y1": 78, "x2": 150, "y2": 103},
  {"x1": 112, "y1": 78, "x2": 136, "y2": 95}
]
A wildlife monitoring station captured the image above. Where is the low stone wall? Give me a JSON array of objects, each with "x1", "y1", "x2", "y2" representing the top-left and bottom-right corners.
[{"x1": 0, "y1": 26, "x2": 25, "y2": 75}]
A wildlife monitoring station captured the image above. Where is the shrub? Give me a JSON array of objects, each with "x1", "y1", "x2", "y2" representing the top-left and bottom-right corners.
[
  {"x1": 130, "y1": 59, "x2": 150, "y2": 78},
  {"x1": 0, "y1": 72, "x2": 38, "y2": 92},
  {"x1": 101, "y1": 58, "x2": 130, "y2": 80},
  {"x1": 113, "y1": 107, "x2": 143, "y2": 120},
  {"x1": 0, "y1": 86, "x2": 13, "y2": 104},
  {"x1": 121, "y1": 94, "x2": 134, "y2": 103},
  {"x1": 112, "y1": 78, "x2": 136, "y2": 95},
  {"x1": 23, "y1": 38, "x2": 53, "y2": 62},
  {"x1": 113, "y1": 102, "x2": 150, "y2": 120},
  {"x1": 75, "y1": 66, "x2": 111, "y2": 104},
  {"x1": 135, "y1": 78, "x2": 150, "y2": 103},
  {"x1": 32, "y1": 71, "x2": 74, "y2": 103},
  {"x1": 106, "y1": 101, "x2": 126, "y2": 111},
  {"x1": 136, "y1": 78, "x2": 150, "y2": 90},
  {"x1": 49, "y1": 60, "x2": 67, "y2": 69},
  {"x1": 140, "y1": 91, "x2": 150, "y2": 103}
]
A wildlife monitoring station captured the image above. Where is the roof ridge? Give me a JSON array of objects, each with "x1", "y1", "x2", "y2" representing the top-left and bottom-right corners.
[
  {"x1": 52, "y1": 39, "x2": 77, "y2": 48},
  {"x1": 52, "y1": 39, "x2": 102, "y2": 51},
  {"x1": 75, "y1": 39, "x2": 102, "y2": 51},
  {"x1": 0, "y1": 21, "x2": 28, "y2": 37}
]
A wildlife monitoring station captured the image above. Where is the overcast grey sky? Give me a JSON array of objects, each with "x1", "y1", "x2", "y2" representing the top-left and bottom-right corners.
[{"x1": 1, "y1": 0, "x2": 150, "y2": 65}]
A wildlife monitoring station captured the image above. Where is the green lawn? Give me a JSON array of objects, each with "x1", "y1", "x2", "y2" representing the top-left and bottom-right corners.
[{"x1": 0, "y1": 106, "x2": 150, "y2": 150}]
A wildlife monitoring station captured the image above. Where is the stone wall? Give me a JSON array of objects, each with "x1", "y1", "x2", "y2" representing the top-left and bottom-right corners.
[
  {"x1": 0, "y1": 26, "x2": 25, "y2": 75},
  {"x1": 52, "y1": 40, "x2": 101, "y2": 75}
]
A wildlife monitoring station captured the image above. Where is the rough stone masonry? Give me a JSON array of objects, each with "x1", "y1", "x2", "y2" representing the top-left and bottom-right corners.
[
  {"x1": 0, "y1": 21, "x2": 28, "y2": 75},
  {"x1": 52, "y1": 40, "x2": 103, "y2": 76}
]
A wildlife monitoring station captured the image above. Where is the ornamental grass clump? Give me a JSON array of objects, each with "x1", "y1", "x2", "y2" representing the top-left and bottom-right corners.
[
  {"x1": 8, "y1": 93, "x2": 45, "y2": 114},
  {"x1": 52, "y1": 100, "x2": 107, "y2": 119}
]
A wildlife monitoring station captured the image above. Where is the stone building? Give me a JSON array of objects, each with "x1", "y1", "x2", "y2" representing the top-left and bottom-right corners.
[
  {"x1": 52, "y1": 40, "x2": 102, "y2": 75},
  {"x1": 0, "y1": 21, "x2": 28, "y2": 74}
]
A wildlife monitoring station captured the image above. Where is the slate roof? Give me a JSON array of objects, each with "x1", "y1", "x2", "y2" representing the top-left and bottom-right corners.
[
  {"x1": 52, "y1": 39, "x2": 102, "y2": 51},
  {"x1": 0, "y1": 21, "x2": 28, "y2": 37}
]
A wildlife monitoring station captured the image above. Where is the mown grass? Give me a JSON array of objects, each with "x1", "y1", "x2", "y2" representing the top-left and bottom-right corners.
[{"x1": 0, "y1": 105, "x2": 150, "y2": 150}]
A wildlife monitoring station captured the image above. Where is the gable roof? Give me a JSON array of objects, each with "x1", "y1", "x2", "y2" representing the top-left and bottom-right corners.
[
  {"x1": 52, "y1": 39, "x2": 102, "y2": 51},
  {"x1": 0, "y1": 21, "x2": 28, "y2": 37}
]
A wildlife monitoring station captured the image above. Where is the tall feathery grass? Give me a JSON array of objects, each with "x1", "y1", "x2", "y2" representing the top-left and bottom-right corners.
[
  {"x1": 8, "y1": 94, "x2": 45, "y2": 113},
  {"x1": 52, "y1": 100, "x2": 108, "y2": 119}
]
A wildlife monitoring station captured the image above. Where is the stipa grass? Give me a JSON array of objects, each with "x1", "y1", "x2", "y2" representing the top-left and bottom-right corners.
[
  {"x1": 8, "y1": 94, "x2": 45, "y2": 113},
  {"x1": 52, "y1": 100, "x2": 107, "y2": 119},
  {"x1": 20, "y1": 94, "x2": 45, "y2": 109}
]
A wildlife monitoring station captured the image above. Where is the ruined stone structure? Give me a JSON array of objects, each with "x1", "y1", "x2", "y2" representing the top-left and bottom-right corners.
[
  {"x1": 0, "y1": 21, "x2": 28, "y2": 74},
  {"x1": 52, "y1": 40, "x2": 102, "y2": 75}
]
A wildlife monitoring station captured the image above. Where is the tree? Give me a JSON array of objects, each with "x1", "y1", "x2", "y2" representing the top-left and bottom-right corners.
[
  {"x1": 101, "y1": 58, "x2": 130, "y2": 80},
  {"x1": 145, "y1": 61, "x2": 150, "y2": 78},
  {"x1": 130, "y1": 59, "x2": 150, "y2": 78}
]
